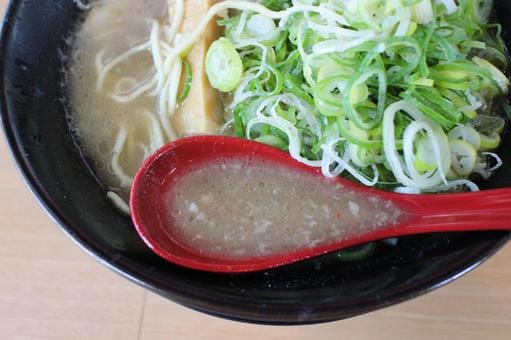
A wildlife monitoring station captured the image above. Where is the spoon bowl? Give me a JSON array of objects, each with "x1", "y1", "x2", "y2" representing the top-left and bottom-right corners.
[{"x1": 130, "y1": 136, "x2": 511, "y2": 273}]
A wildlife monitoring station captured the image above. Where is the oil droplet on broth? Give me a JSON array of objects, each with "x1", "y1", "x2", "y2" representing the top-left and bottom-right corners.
[{"x1": 164, "y1": 157, "x2": 403, "y2": 258}]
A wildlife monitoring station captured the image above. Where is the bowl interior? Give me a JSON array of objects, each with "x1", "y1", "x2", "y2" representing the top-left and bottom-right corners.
[{"x1": 1, "y1": 0, "x2": 510, "y2": 324}]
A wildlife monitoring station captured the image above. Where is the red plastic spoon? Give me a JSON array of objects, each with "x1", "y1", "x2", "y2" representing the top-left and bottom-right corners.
[{"x1": 130, "y1": 136, "x2": 511, "y2": 273}]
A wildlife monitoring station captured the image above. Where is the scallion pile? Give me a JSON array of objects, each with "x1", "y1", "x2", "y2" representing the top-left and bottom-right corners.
[{"x1": 206, "y1": 0, "x2": 509, "y2": 192}]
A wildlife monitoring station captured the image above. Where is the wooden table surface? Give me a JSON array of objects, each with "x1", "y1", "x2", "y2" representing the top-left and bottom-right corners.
[{"x1": 0, "y1": 1, "x2": 510, "y2": 339}]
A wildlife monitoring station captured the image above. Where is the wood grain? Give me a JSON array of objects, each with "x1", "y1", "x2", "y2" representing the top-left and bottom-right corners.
[{"x1": 0, "y1": 1, "x2": 509, "y2": 339}]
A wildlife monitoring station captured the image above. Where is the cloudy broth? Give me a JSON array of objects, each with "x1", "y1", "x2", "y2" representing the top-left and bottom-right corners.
[
  {"x1": 68, "y1": 0, "x2": 168, "y2": 196},
  {"x1": 165, "y1": 157, "x2": 403, "y2": 258}
]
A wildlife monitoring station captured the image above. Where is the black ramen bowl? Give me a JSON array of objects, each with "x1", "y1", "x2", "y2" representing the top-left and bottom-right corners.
[{"x1": 1, "y1": 0, "x2": 510, "y2": 324}]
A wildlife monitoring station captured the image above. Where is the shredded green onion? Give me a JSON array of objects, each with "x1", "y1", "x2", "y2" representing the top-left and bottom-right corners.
[
  {"x1": 205, "y1": 0, "x2": 509, "y2": 193},
  {"x1": 337, "y1": 242, "x2": 376, "y2": 261},
  {"x1": 178, "y1": 59, "x2": 193, "y2": 103}
]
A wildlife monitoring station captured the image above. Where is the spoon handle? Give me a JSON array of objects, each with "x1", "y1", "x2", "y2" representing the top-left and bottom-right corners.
[{"x1": 397, "y1": 188, "x2": 511, "y2": 233}]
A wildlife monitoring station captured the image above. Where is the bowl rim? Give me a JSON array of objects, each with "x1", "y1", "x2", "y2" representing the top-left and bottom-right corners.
[{"x1": 0, "y1": 0, "x2": 509, "y2": 325}]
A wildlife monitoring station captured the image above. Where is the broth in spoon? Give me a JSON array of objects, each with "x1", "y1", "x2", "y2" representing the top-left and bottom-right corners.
[{"x1": 164, "y1": 156, "x2": 403, "y2": 258}]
